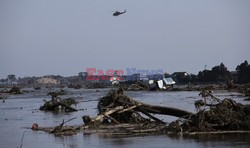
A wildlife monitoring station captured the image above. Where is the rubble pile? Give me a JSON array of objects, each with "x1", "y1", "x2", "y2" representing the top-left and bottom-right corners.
[
  {"x1": 40, "y1": 97, "x2": 77, "y2": 112},
  {"x1": 96, "y1": 89, "x2": 150, "y2": 124},
  {"x1": 167, "y1": 95, "x2": 250, "y2": 133},
  {"x1": 36, "y1": 88, "x2": 250, "y2": 136}
]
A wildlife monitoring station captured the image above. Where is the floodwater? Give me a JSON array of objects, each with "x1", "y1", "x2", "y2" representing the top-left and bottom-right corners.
[{"x1": 0, "y1": 88, "x2": 250, "y2": 148}]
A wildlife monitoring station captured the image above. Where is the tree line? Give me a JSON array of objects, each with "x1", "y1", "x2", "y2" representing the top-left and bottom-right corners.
[
  {"x1": 172, "y1": 60, "x2": 250, "y2": 84},
  {"x1": 1, "y1": 60, "x2": 250, "y2": 85}
]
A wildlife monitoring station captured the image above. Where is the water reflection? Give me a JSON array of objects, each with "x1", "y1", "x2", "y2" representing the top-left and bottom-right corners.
[{"x1": 50, "y1": 132, "x2": 250, "y2": 148}]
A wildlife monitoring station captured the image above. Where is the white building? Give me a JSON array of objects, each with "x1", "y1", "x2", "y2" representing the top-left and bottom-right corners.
[{"x1": 36, "y1": 78, "x2": 60, "y2": 85}]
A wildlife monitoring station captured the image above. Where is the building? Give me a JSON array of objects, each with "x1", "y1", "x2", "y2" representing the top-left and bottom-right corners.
[
  {"x1": 36, "y1": 78, "x2": 60, "y2": 85},
  {"x1": 172, "y1": 72, "x2": 189, "y2": 77},
  {"x1": 163, "y1": 78, "x2": 176, "y2": 85},
  {"x1": 171, "y1": 72, "x2": 189, "y2": 84}
]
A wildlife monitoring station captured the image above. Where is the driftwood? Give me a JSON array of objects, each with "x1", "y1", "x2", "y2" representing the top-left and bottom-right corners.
[
  {"x1": 51, "y1": 117, "x2": 78, "y2": 134},
  {"x1": 47, "y1": 89, "x2": 67, "y2": 98},
  {"x1": 0, "y1": 86, "x2": 22, "y2": 94},
  {"x1": 86, "y1": 88, "x2": 193, "y2": 127},
  {"x1": 105, "y1": 115, "x2": 120, "y2": 124},
  {"x1": 82, "y1": 123, "x2": 166, "y2": 136},
  {"x1": 195, "y1": 90, "x2": 222, "y2": 110},
  {"x1": 90, "y1": 106, "x2": 124, "y2": 124},
  {"x1": 101, "y1": 89, "x2": 192, "y2": 119},
  {"x1": 128, "y1": 84, "x2": 145, "y2": 91},
  {"x1": 9, "y1": 86, "x2": 21, "y2": 94},
  {"x1": 139, "y1": 104, "x2": 192, "y2": 118},
  {"x1": 117, "y1": 104, "x2": 141, "y2": 114},
  {"x1": 138, "y1": 107, "x2": 165, "y2": 124},
  {"x1": 167, "y1": 98, "x2": 250, "y2": 133},
  {"x1": 199, "y1": 90, "x2": 221, "y2": 103}
]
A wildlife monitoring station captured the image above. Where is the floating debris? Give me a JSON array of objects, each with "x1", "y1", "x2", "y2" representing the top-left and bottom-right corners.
[
  {"x1": 47, "y1": 89, "x2": 67, "y2": 98},
  {"x1": 33, "y1": 86, "x2": 41, "y2": 90},
  {"x1": 9, "y1": 86, "x2": 21, "y2": 94},
  {"x1": 36, "y1": 88, "x2": 192, "y2": 135},
  {"x1": 31, "y1": 123, "x2": 39, "y2": 130},
  {"x1": 68, "y1": 84, "x2": 81, "y2": 89},
  {"x1": 35, "y1": 88, "x2": 250, "y2": 136},
  {"x1": 40, "y1": 97, "x2": 77, "y2": 112},
  {"x1": 167, "y1": 92, "x2": 250, "y2": 134}
]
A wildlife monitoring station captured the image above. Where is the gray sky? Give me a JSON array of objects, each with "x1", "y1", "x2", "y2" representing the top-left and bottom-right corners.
[{"x1": 0, "y1": 0, "x2": 250, "y2": 79}]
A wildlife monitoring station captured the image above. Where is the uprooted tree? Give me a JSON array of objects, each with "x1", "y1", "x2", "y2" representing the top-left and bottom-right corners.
[
  {"x1": 167, "y1": 90, "x2": 250, "y2": 133},
  {"x1": 82, "y1": 87, "x2": 193, "y2": 126}
]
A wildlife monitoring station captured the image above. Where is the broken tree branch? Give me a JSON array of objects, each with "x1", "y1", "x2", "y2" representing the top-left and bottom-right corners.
[
  {"x1": 138, "y1": 107, "x2": 165, "y2": 124},
  {"x1": 117, "y1": 104, "x2": 141, "y2": 114},
  {"x1": 115, "y1": 98, "x2": 193, "y2": 118},
  {"x1": 105, "y1": 115, "x2": 120, "y2": 124},
  {"x1": 51, "y1": 117, "x2": 77, "y2": 133},
  {"x1": 91, "y1": 106, "x2": 124, "y2": 123}
]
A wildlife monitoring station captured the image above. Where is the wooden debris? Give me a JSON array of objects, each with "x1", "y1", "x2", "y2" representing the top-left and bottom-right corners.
[
  {"x1": 40, "y1": 97, "x2": 77, "y2": 112},
  {"x1": 89, "y1": 106, "x2": 124, "y2": 124},
  {"x1": 35, "y1": 88, "x2": 250, "y2": 136},
  {"x1": 167, "y1": 97, "x2": 250, "y2": 133},
  {"x1": 9, "y1": 86, "x2": 21, "y2": 94},
  {"x1": 50, "y1": 117, "x2": 78, "y2": 135}
]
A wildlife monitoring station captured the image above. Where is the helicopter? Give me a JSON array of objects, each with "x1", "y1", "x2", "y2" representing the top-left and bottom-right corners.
[{"x1": 113, "y1": 10, "x2": 126, "y2": 16}]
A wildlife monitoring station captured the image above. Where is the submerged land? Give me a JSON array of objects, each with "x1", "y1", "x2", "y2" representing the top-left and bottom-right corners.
[
  {"x1": 0, "y1": 61, "x2": 250, "y2": 147},
  {"x1": 0, "y1": 86, "x2": 250, "y2": 148}
]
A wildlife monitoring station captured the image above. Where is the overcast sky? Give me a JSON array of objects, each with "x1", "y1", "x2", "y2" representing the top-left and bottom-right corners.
[{"x1": 0, "y1": 0, "x2": 249, "y2": 78}]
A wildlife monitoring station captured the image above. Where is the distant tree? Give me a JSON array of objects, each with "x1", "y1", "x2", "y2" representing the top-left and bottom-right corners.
[
  {"x1": 236, "y1": 60, "x2": 250, "y2": 83},
  {"x1": 78, "y1": 72, "x2": 84, "y2": 80},
  {"x1": 172, "y1": 72, "x2": 190, "y2": 84},
  {"x1": 0, "y1": 79, "x2": 6, "y2": 84},
  {"x1": 212, "y1": 63, "x2": 231, "y2": 82},
  {"x1": 27, "y1": 79, "x2": 35, "y2": 85},
  {"x1": 189, "y1": 74, "x2": 198, "y2": 83},
  {"x1": 52, "y1": 75, "x2": 63, "y2": 79},
  {"x1": 78, "y1": 72, "x2": 83, "y2": 76},
  {"x1": 198, "y1": 63, "x2": 231, "y2": 83},
  {"x1": 7, "y1": 74, "x2": 16, "y2": 84},
  {"x1": 164, "y1": 73, "x2": 171, "y2": 78},
  {"x1": 198, "y1": 70, "x2": 213, "y2": 82}
]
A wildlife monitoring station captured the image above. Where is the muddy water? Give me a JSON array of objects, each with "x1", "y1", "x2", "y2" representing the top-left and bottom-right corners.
[{"x1": 0, "y1": 88, "x2": 250, "y2": 148}]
